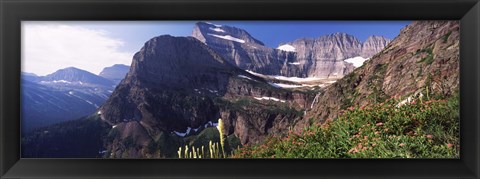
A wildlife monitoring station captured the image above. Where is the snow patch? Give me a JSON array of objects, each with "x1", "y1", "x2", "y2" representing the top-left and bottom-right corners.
[
  {"x1": 288, "y1": 62, "x2": 301, "y2": 65},
  {"x1": 40, "y1": 80, "x2": 72, "y2": 84},
  {"x1": 246, "y1": 70, "x2": 324, "y2": 82},
  {"x1": 208, "y1": 89, "x2": 219, "y2": 94},
  {"x1": 238, "y1": 75, "x2": 253, "y2": 80},
  {"x1": 396, "y1": 96, "x2": 414, "y2": 108},
  {"x1": 268, "y1": 82, "x2": 303, "y2": 88},
  {"x1": 396, "y1": 92, "x2": 424, "y2": 108},
  {"x1": 193, "y1": 127, "x2": 201, "y2": 132},
  {"x1": 53, "y1": 80, "x2": 71, "y2": 83},
  {"x1": 174, "y1": 127, "x2": 193, "y2": 137},
  {"x1": 209, "y1": 27, "x2": 225, "y2": 33},
  {"x1": 273, "y1": 76, "x2": 322, "y2": 82},
  {"x1": 99, "y1": 150, "x2": 108, "y2": 154},
  {"x1": 203, "y1": 121, "x2": 218, "y2": 128},
  {"x1": 208, "y1": 33, "x2": 245, "y2": 43},
  {"x1": 84, "y1": 100, "x2": 99, "y2": 108},
  {"x1": 344, "y1": 56, "x2": 369, "y2": 68},
  {"x1": 205, "y1": 22, "x2": 222, "y2": 27},
  {"x1": 254, "y1": 96, "x2": 286, "y2": 103},
  {"x1": 277, "y1": 44, "x2": 296, "y2": 52}
]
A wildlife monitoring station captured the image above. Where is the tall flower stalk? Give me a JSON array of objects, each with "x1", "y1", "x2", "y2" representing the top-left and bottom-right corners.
[{"x1": 216, "y1": 118, "x2": 226, "y2": 157}]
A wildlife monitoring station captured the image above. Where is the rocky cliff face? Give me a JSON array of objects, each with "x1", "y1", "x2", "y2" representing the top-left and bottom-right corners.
[
  {"x1": 361, "y1": 35, "x2": 392, "y2": 58},
  {"x1": 192, "y1": 22, "x2": 295, "y2": 76},
  {"x1": 299, "y1": 21, "x2": 459, "y2": 130},
  {"x1": 284, "y1": 33, "x2": 392, "y2": 78},
  {"x1": 193, "y1": 22, "x2": 391, "y2": 79},
  {"x1": 99, "y1": 35, "x2": 312, "y2": 157}
]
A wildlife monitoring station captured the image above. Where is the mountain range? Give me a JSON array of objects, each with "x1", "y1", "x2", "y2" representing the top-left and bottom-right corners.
[
  {"x1": 22, "y1": 65, "x2": 129, "y2": 132},
  {"x1": 22, "y1": 21, "x2": 459, "y2": 158},
  {"x1": 192, "y1": 22, "x2": 391, "y2": 79}
]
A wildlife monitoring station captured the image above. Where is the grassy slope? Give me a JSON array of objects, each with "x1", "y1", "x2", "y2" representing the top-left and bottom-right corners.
[{"x1": 232, "y1": 93, "x2": 459, "y2": 158}]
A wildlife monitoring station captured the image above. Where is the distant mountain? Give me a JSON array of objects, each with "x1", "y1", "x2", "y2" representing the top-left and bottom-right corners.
[
  {"x1": 41, "y1": 67, "x2": 115, "y2": 87},
  {"x1": 22, "y1": 67, "x2": 118, "y2": 132},
  {"x1": 192, "y1": 22, "x2": 391, "y2": 79},
  {"x1": 22, "y1": 72, "x2": 38, "y2": 77},
  {"x1": 22, "y1": 72, "x2": 40, "y2": 82},
  {"x1": 99, "y1": 64, "x2": 130, "y2": 84}
]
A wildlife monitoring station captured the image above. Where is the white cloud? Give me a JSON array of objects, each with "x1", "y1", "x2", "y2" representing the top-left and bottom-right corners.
[{"x1": 22, "y1": 22, "x2": 133, "y2": 76}]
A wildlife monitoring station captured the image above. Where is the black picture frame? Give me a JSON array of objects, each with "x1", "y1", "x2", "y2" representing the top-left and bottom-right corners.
[{"x1": 1, "y1": 0, "x2": 479, "y2": 178}]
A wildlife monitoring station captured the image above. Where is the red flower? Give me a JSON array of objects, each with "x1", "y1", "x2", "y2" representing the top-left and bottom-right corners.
[{"x1": 360, "y1": 105, "x2": 366, "y2": 110}]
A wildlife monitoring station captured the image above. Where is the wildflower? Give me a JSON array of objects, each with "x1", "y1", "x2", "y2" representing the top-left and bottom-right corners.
[
  {"x1": 348, "y1": 148, "x2": 359, "y2": 154},
  {"x1": 360, "y1": 105, "x2": 366, "y2": 110},
  {"x1": 177, "y1": 147, "x2": 182, "y2": 158},
  {"x1": 217, "y1": 118, "x2": 226, "y2": 157},
  {"x1": 399, "y1": 143, "x2": 406, "y2": 147},
  {"x1": 426, "y1": 135, "x2": 433, "y2": 139},
  {"x1": 192, "y1": 146, "x2": 197, "y2": 158},
  {"x1": 376, "y1": 122, "x2": 384, "y2": 126},
  {"x1": 447, "y1": 143, "x2": 454, "y2": 148},
  {"x1": 348, "y1": 148, "x2": 354, "y2": 153},
  {"x1": 209, "y1": 140, "x2": 213, "y2": 158}
]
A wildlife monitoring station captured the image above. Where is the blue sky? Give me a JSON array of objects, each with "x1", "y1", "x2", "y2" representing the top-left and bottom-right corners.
[
  {"x1": 80, "y1": 21, "x2": 411, "y2": 51},
  {"x1": 23, "y1": 21, "x2": 411, "y2": 76}
]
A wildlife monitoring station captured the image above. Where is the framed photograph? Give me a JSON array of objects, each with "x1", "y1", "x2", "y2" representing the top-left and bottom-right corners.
[{"x1": 1, "y1": 0, "x2": 479, "y2": 178}]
